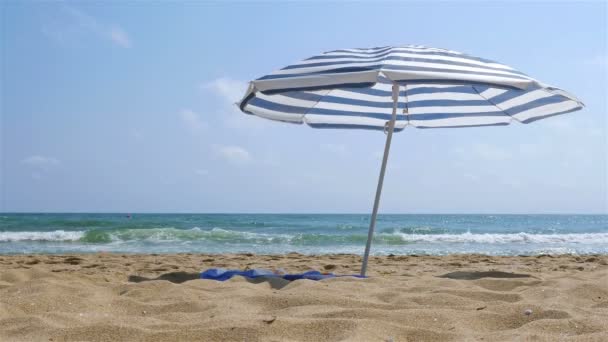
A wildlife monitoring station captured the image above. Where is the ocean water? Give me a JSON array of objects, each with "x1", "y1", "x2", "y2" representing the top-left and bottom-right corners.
[{"x1": 0, "y1": 213, "x2": 607, "y2": 255}]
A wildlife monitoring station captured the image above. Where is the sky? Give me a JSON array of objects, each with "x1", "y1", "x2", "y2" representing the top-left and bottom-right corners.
[{"x1": 1, "y1": 1, "x2": 607, "y2": 214}]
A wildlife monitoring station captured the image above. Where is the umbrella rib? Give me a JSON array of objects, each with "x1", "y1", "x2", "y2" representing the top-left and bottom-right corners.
[
  {"x1": 301, "y1": 88, "x2": 338, "y2": 127},
  {"x1": 471, "y1": 85, "x2": 516, "y2": 123}
]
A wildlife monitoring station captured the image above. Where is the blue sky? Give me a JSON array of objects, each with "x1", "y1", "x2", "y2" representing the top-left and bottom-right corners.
[{"x1": 1, "y1": 1, "x2": 606, "y2": 213}]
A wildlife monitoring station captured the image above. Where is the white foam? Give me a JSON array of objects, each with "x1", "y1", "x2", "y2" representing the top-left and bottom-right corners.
[
  {"x1": 390, "y1": 232, "x2": 608, "y2": 244},
  {"x1": 0, "y1": 230, "x2": 85, "y2": 242}
]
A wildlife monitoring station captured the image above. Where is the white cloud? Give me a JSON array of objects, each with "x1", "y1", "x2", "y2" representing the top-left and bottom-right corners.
[
  {"x1": 180, "y1": 109, "x2": 206, "y2": 132},
  {"x1": 201, "y1": 78, "x2": 248, "y2": 104},
  {"x1": 108, "y1": 26, "x2": 131, "y2": 48},
  {"x1": 22, "y1": 155, "x2": 60, "y2": 168},
  {"x1": 200, "y1": 77, "x2": 271, "y2": 130},
  {"x1": 213, "y1": 145, "x2": 252, "y2": 165},
  {"x1": 42, "y1": 5, "x2": 131, "y2": 48}
]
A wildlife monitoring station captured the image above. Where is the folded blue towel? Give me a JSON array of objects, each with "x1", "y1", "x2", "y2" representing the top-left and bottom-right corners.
[{"x1": 200, "y1": 268, "x2": 365, "y2": 281}]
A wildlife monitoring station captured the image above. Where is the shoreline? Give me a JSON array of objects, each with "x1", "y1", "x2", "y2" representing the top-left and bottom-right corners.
[{"x1": 1, "y1": 253, "x2": 607, "y2": 341}]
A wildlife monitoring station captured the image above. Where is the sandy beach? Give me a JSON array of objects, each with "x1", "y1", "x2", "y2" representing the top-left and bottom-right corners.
[{"x1": 0, "y1": 253, "x2": 606, "y2": 341}]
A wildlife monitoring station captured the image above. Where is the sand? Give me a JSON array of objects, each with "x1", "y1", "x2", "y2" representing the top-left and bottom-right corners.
[{"x1": 0, "y1": 253, "x2": 607, "y2": 342}]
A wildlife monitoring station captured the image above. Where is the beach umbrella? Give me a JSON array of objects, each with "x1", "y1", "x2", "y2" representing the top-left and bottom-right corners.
[{"x1": 237, "y1": 45, "x2": 584, "y2": 276}]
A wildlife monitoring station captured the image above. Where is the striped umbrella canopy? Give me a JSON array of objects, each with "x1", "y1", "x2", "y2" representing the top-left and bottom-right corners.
[{"x1": 238, "y1": 45, "x2": 584, "y2": 276}]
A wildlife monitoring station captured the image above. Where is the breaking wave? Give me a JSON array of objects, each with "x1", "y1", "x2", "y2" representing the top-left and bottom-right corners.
[
  {"x1": 1, "y1": 228, "x2": 607, "y2": 246},
  {"x1": 0, "y1": 230, "x2": 85, "y2": 242}
]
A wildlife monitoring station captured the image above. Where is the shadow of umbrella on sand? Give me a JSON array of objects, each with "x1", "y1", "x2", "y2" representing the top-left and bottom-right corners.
[{"x1": 237, "y1": 45, "x2": 584, "y2": 276}]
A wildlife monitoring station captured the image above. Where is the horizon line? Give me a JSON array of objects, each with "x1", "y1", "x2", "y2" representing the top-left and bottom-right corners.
[{"x1": 1, "y1": 211, "x2": 607, "y2": 215}]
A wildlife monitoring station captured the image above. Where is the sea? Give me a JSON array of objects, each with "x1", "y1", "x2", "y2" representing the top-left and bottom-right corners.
[{"x1": 1, "y1": 213, "x2": 607, "y2": 255}]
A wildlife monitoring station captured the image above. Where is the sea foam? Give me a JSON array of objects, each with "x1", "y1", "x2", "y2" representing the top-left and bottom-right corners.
[
  {"x1": 2, "y1": 228, "x2": 608, "y2": 246},
  {"x1": 0, "y1": 230, "x2": 85, "y2": 242},
  {"x1": 390, "y1": 231, "x2": 608, "y2": 244}
]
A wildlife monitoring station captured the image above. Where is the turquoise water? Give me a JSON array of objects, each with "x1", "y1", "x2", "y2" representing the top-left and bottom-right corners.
[{"x1": 1, "y1": 213, "x2": 607, "y2": 255}]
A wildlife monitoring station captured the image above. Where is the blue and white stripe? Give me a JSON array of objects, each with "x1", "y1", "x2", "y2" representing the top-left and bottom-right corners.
[{"x1": 239, "y1": 45, "x2": 583, "y2": 130}]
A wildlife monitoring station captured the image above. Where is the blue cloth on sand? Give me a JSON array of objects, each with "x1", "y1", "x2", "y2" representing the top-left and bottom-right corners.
[{"x1": 200, "y1": 268, "x2": 365, "y2": 281}]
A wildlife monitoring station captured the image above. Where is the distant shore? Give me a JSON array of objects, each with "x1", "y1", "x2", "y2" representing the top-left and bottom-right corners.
[{"x1": 1, "y1": 253, "x2": 607, "y2": 341}]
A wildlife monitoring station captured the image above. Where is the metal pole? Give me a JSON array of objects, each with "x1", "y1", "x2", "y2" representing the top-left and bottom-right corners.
[{"x1": 360, "y1": 82, "x2": 400, "y2": 277}]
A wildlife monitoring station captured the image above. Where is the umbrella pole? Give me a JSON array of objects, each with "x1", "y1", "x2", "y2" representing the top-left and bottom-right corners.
[{"x1": 361, "y1": 82, "x2": 400, "y2": 277}]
